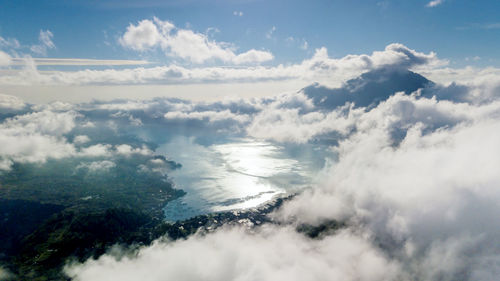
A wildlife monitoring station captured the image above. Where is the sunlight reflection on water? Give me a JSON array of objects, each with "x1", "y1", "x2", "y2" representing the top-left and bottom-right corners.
[{"x1": 159, "y1": 138, "x2": 315, "y2": 221}]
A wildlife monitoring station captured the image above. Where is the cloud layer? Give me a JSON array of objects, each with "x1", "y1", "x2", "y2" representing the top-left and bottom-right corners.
[
  {"x1": 2, "y1": 42, "x2": 500, "y2": 280},
  {"x1": 66, "y1": 226, "x2": 400, "y2": 281},
  {"x1": 57, "y1": 56, "x2": 500, "y2": 281},
  {"x1": 0, "y1": 43, "x2": 444, "y2": 89}
]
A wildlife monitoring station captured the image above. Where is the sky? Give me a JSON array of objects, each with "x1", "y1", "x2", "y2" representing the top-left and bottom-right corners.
[
  {"x1": 2, "y1": 1, "x2": 500, "y2": 280},
  {"x1": 1, "y1": 0, "x2": 500, "y2": 102},
  {"x1": 1, "y1": 0, "x2": 499, "y2": 65}
]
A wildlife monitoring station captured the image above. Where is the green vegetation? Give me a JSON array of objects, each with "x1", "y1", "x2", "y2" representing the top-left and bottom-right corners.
[
  {"x1": 15, "y1": 208, "x2": 153, "y2": 280},
  {"x1": 0, "y1": 154, "x2": 342, "y2": 280},
  {"x1": 0, "y1": 155, "x2": 184, "y2": 280}
]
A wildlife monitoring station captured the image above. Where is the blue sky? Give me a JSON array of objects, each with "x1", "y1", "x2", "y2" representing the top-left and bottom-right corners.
[
  {"x1": 1, "y1": 0, "x2": 499, "y2": 66},
  {"x1": 0, "y1": 0, "x2": 500, "y2": 103}
]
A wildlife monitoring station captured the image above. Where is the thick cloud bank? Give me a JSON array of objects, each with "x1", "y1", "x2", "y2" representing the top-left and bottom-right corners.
[
  {"x1": 2, "y1": 45, "x2": 500, "y2": 280},
  {"x1": 65, "y1": 227, "x2": 400, "y2": 281},
  {"x1": 62, "y1": 58, "x2": 500, "y2": 280}
]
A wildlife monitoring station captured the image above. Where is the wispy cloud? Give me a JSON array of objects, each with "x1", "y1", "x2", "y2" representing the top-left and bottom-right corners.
[
  {"x1": 0, "y1": 36, "x2": 21, "y2": 49},
  {"x1": 300, "y1": 39, "x2": 308, "y2": 50},
  {"x1": 265, "y1": 26, "x2": 276, "y2": 40},
  {"x1": 480, "y1": 22, "x2": 500, "y2": 29},
  {"x1": 0, "y1": 43, "x2": 444, "y2": 87},
  {"x1": 30, "y1": 30, "x2": 55, "y2": 56},
  {"x1": 10, "y1": 58, "x2": 151, "y2": 66},
  {"x1": 456, "y1": 22, "x2": 500, "y2": 31},
  {"x1": 426, "y1": 0, "x2": 445, "y2": 8}
]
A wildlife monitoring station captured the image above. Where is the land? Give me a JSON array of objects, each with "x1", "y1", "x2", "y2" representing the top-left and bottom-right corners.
[
  {"x1": 0, "y1": 157, "x2": 342, "y2": 280},
  {"x1": 0, "y1": 156, "x2": 184, "y2": 280}
]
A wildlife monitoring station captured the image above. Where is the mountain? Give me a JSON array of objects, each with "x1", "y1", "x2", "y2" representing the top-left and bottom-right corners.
[{"x1": 302, "y1": 67, "x2": 435, "y2": 109}]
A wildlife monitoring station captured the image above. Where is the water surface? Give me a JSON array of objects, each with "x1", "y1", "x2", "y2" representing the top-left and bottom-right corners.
[{"x1": 159, "y1": 138, "x2": 317, "y2": 221}]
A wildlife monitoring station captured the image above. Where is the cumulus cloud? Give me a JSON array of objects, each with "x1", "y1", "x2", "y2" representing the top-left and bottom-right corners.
[
  {"x1": 4, "y1": 109, "x2": 78, "y2": 135},
  {"x1": 74, "y1": 135, "x2": 91, "y2": 144},
  {"x1": 65, "y1": 226, "x2": 401, "y2": 281},
  {"x1": 119, "y1": 19, "x2": 164, "y2": 51},
  {"x1": 421, "y1": 66, "x2": 500, "y2": 104},
  {"x1": 231, "y1": 49, "x2": 274, "y2": 65},
  {"x1": 62, "y1": 61, "x2": 500, "y2": 281},
  {"x1": 119, "y1": 18, "x2": 273, "y2": 65},
  {"x1": 70, "y1": 96, "x2": 500, "y2": 280},
  {"x1": 0, "y1": 109, "x2": 79, "y2": 169},
  {"x1": 30, "y1": 30, "x2": 55, "y2": 56},
  {"x1": 0, "y1": 50, "x2": 11, "y2": 66},
  {"x1": 0, "y1": 93, "x2": 26, "y2": 111},
  {"x1": 272, "y1": 93, "x2": 500, "y2": 279},
  {"x1": 247, "y1": 94, "x2": 359, "y2": 143},
  {"x1": 79, "y1": 144, "x2": 112, "y2": 157},
  {"x1": 115, "y1": 144, "x2": 152, "y2": 156}
]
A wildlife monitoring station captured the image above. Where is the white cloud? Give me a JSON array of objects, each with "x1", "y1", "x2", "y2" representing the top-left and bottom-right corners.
[
  {"x1": 115, "y1": 144, "x2": 152, "y2": 156},
  {"x1": 164, "y1": 109, "x2": 251, "y2": 123},
  {"x1": 0, "y1": 93, "x2": 25, "y2": 111},
  {"x1": 232, "y1": 49, "x2": 274, "y2": 65},
  {"x1": 3, "y1": 109, "x2": 78, "y2": 136},
  {"x1": 60, "y1": 80, "x2": 500, "y2": 280},
  {"x1": 39, "y1": 30, "x2": 55, "y2": 49},
  {"x1": 420, "y1": 66, "x2": 500, "y2": 103},
  {"x1": 1, "y1": 59, "x2": 500, "y2": 280},
  {"x1": 0, "y1": 50, "x2": 11, "y2": 66},
  {"x1": 30, "y1": 30, "x2": 55, "y2": 56},
  {"x1": 119, "y1": 19, "x2": 163, "y2": 51},
  {"x1": 119, "y1": 18, "x2": 273, "y2": 65},
  {"x1": 10, "y1": 58, "x2": 151, "y2": 66},
  {"x1": 0, "y1": 131, "x2": 76, "y2": 169},
  {"x1": 233, "y1": 11, "x2": 243, "y2": 16},
  {"x1": 272, "y1": 92, "x2": 500, "y2": 279},
  {"x1": 65, "y1": 226, "x2": 400, "y2": 281},
  {"x1": 32, "y1": 101, "x2": 74, "y2": 112},
  {"x1": 74, "y1": 135, "x2": 91, "y2": 144},
  {"x1": 0, "y1": 43, "x2": 443, "y2": 88},
  {"x1": 426, "y1": 0, "x2": 445, "y2": 7},
  {"x1": 0, "y1": 36, "x2": 21, "y2": 49},
  {"x1": 0, "y1": 109, "x2": 80, "y2": 169},
  {"x1": 247, "y1": 92, "x2": 359, "y2": 143},
  {"x1": 76, "y1": 160, "x2": 116, "y2": 173},
  {"x1": 79, "y1": 144, "x2": 112, "y2": 157}
]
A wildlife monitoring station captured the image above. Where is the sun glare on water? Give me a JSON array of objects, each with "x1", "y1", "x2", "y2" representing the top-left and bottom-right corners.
[{"x1": 160, "y1": 138, "x2": 312, "y2": 221}]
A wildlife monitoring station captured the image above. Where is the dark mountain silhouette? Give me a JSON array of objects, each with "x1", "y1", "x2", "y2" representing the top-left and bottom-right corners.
[{"x1": 302, "y1": 67, "x2": 435, "y2": 109}]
